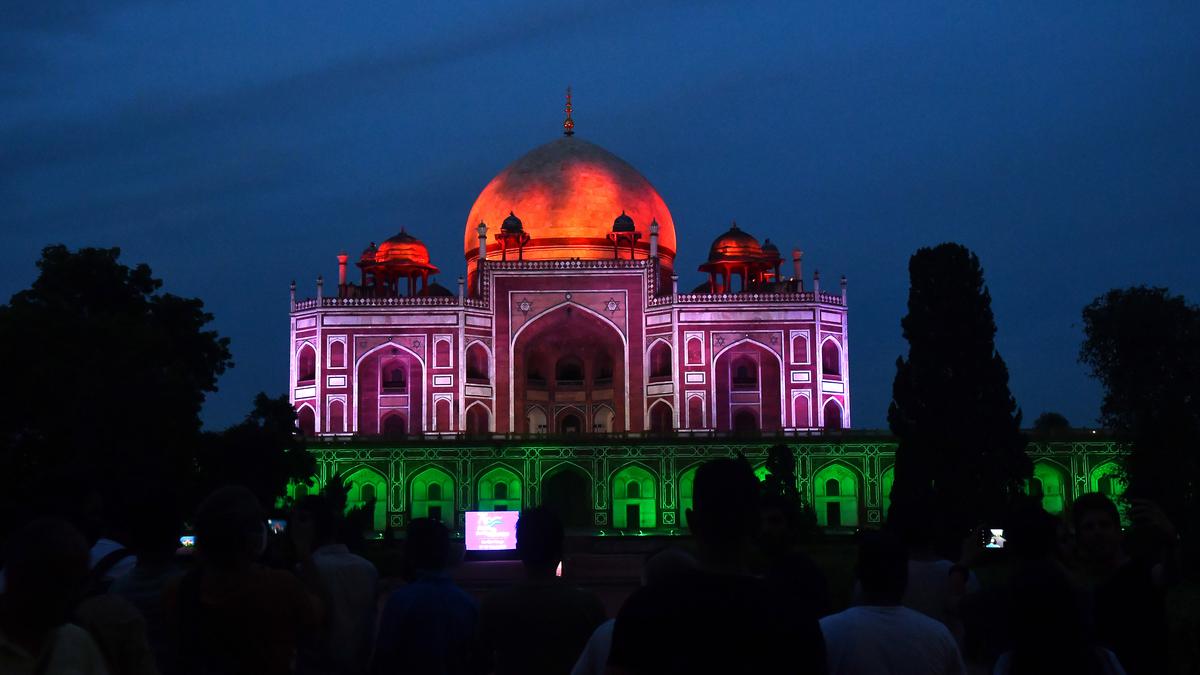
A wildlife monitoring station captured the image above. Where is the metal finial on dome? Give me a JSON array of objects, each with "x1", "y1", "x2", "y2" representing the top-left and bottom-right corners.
[{"x1": 563, "y1": 86, "x2": 575, "y2": 137}]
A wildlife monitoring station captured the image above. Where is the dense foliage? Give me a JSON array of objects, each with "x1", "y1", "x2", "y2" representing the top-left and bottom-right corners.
[
  {"x1": 1080, "y1": 286, "x2": 1200, "y2": 535},
  {"x1": 0, "y1": 245, "x2": 310, "y2": 536}
]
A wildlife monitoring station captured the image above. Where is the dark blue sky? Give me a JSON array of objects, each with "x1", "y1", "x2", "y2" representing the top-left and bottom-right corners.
[{"x1": 3, "y1": 1, "x2": 1197, "y2": 430}]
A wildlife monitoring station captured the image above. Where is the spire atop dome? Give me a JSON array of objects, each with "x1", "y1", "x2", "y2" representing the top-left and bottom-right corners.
[{"x1": 563, "y1": 86, "x2": 575, "y2": 137}]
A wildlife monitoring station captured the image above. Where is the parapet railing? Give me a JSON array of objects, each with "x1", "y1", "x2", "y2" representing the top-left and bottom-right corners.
[
  {"x1": 293, "y1": 289, "x2": 845, "y2": 312},
  {"x1": 648, "y1": 291, "x2": 844, "y2": 307},
  {"x1": 482, "y1": 259, "x2": 653, "y2": 271}
]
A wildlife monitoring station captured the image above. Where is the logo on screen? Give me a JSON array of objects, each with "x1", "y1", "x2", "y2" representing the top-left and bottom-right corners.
[{"x1": 466, "y1": 511, "x2": 520, "y2": 551}]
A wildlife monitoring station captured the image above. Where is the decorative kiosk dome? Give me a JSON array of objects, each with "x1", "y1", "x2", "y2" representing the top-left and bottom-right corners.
[
  {"x1": 357, "y1": 229, "x2": 439, "y2": 297},
  {"x1": 375, "y1": 229, "x2": 434, "y2": 267},
  {"x1": 464, "y1": 137, "x2": 677, "y2": 267},
  {"x1": 705, "y1": 222, "x2": 764, "y2": 263},
  {"x1": 612, "y1": 211, "x2": 635, "y2": 233},
  {"x1": 699, "y1": 223, "x2": 782, "y2": 293}
]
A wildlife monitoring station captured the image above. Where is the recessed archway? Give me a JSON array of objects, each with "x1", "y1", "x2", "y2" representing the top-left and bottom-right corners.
[
  {"x1": 813, "y1": 463, "x2": 860, "y2": 527},
  {"x1": 540, "y1": 464, "x2": 593, "y2": 529},
  {"x1": 712, "y1": 339, "x2": 782, "y2": 432},
  {"x1": 512, "y1": 304, "x2": 628, "y2": 434}
]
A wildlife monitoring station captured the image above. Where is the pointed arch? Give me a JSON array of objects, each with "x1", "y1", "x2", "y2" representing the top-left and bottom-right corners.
[
  {"x1": 790, "y1": 331, "x2": 809, "y2": 364},
  {"x1": 353, "y1": 340, "x2": 426, "y2": 435},
  {"x1": 812, "y1": 462, "x2": 861, "y2": 528},
  {"x1": 465, "y1": 401, "x2": 492, "y2": 436},
  {"x1": 593, "y1": 404, "x2": 615, "y2": 433},
  {"x1": 525, "y1": 405, "x2": 548, "y2": 435},
  {"x1": 327, "y1": 398, "x2": 346, "y2": 433},
  {"x1": 820, "y1": 336, "x2": 843, "y2": 377},
  {"x1": 1030, "y1": 461, "x2": 1068, "y2": 514},
  {"x1": 647, "y1": 399, "x2": 674, "y2": 434},
  {"x1": 611, "y1": 464, "x2": 657, "y2": 529},
  {"x1": 476, "y1": 465, "x2": 522, "y2": 512},
  {"x1": 881, "y1": 464, "x2": 895, "y2": 519},
  {"x1": 711, "y1": 337, "x2": 785, "y2": 432},
  {"x1": 822, "y1": 398, "x2": 845, "y2": 431},
  {"x1": 465, "y1": 340, "x2": 491, "y2": 383},
  {"x1": 686, "y1": 394, "x2": 705, "y2": 430},
  {"x1": 296, "y1": 343, "x2": 317, "y2": 383},
  {"x1": 540, "y1": 462, "x2": 593, "y2": 529},
  {"x1": 678, "y1": 463, "x2": 701, "y2": 528},
  {"x1": 792, "y1": 392, "x2": 812, "y2": 428},
  {"x1": 1089, "y1": 461, "x2": 1125, "y2": 499},
  {"x1": 510, "y1": 301, "x2": 630, "y2": 432},
  {"x1": 434, "y1": 397, "x2": 452, "y2": 432},
  {"x1": 295, "y1": 403, "x2": 316, "y2": 437},
  {"x1": 409, "y1": 465, "x2": 455, "y2": 526},
  {"x1": 343, "y1": 465, "x2": 387, "y2": 531},
  {"x1": 647, "y1": 337, "x2": 673, "y2": 381}
]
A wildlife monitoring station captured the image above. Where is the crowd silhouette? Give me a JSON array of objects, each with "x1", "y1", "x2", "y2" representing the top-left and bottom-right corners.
[{"x1": 0, "y1": 456, "x2": 1191, "y2": 675}]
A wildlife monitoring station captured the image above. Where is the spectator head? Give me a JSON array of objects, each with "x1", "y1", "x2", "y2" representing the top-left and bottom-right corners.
[
  {"x1": 641, "y1": 547, "x2": 698, "y2": 587},
  {"x1": 194, "y1": 486, "x2": 266, "y2": 569},
  {"x1": 1071, "y1": 492, "x2": 1122, "y2": 565},
  {"x1": 403, "y1": 517, "x2": 451, "y2": 578},
  {"x1": 688, "y1": 458, "x2": 760, "y2": 559},
  {"x1": 758, "y1": 493, "x2": 801, "y2": 556},
  {"x1": 295, "y1": 494, "x2": 339, "y2": 546},
  {"x1": 516, "y1": 507, "x2": 564, "y2": 576},
  {"x1": 855, "y1": 532, "x2": 908, "y2": 605},
  {"x1": 1005, "y1": 500, "x2": 1059, "y2": 562},
  {"x1": 3, "y1": 518, "x2": 90, "y2": 631},
  {"x1": 1006, "y1": 563, "x2": 1102, "y2": 673}
]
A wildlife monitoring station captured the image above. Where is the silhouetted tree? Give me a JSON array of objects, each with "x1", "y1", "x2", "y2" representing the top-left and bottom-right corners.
[
  {"x1": 1032, "y1": 412, "x2": 1072, "y2": 435},
  {"x1": 888, "y1": 243, "x2": 1029, "y2": 543},
  {"x1": 1080, "y1": 287, "x2": 1200, "y2": 534},
  {"x1": 193, "y1": 393, "x2": 316, "y2": 512},
  {"x1": 0, "y1": 245, "x2": 232, "y2": 533}
]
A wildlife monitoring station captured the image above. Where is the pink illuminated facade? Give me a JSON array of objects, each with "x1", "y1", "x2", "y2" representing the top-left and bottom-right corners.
[{"x1": 289, "y1": 130, "x2": 850, "y2": 439}]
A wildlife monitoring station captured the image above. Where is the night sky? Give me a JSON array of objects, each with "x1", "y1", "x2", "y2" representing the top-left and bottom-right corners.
[{"x1": 3, "y1": 2, "x2": 1197, "y2": 430}]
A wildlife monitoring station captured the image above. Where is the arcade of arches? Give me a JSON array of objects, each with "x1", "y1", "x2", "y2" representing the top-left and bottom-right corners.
[{"x1": 299, "y1": 439, "x2": 1121, "y2": 534}]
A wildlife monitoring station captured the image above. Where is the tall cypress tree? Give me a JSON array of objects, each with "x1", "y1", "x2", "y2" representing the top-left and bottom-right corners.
[{"x1": 888, "y1": 243, "x2": 1029, "y2": 540}]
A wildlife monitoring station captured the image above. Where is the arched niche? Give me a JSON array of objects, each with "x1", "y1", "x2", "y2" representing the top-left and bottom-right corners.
[
  {"x1": 410, "y1": 466, "x2": 455, "y2": 526},
  {"x1": 343, "y1": 466, "x2": 387, "y2": 531},
  {"x1": 356, "y1": 343, "x2": 424, "y2": 436},
  {"x1": 540, "y1": 464, "x2": 593, "y2": 529},
  {"x1": 713, "y1": 340, "x2": 782, "y2": 433},
  {"x1": 821, "y1": 338, "x2": 842, "y2": 377},
  {"x1": 612, "y1": 465, "x2": 656, "y2": 530},
  {"x1": 813, "y1": 463, "x2": 860, "y2": 528},
  {"x1": 476, "y1": 466, "x2": 522, "y2": 512},
  {"x1": 297, "y1": 344, "x2": 317, "y2": 383}
]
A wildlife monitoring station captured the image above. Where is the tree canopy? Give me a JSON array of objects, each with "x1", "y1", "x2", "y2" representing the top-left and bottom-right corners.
[
  {"x1": 1080, "y1": 286, "x2": 1200, "y2": 532},
  {"x1": 0, "y1": 245, "x2": 310, "y2": 534},
  {"x1": 888, "y1": 243, "x2": 1029, "y2": 541}
]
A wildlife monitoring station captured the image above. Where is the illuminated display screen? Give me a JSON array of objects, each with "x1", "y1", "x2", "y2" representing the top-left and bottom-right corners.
[{"x1": 465, "y1": 511, "x2": 520, "y2": 551}]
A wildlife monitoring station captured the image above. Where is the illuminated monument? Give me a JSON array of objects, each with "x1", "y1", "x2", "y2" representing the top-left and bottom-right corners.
[{"x1": 289, "y1": 92, "x2": 1119, "y2": 533}]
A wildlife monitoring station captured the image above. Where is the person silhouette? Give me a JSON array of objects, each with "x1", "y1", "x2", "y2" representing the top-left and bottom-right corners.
[
  {"x1": 479, "y1": 507, "x2": 606, "y2": 675},
  {"x1": 820, "y1": 532, "x2": 965, "y2": 675},
  {"x1": 373, "y1": 517, "x2": 478, "y2": 675},
  {"x1": 607, "y1": 457, "x2": 826, "y2": 674},
  {"x1": 0, "y1": 518, "x2": 108, "y2": 674}
]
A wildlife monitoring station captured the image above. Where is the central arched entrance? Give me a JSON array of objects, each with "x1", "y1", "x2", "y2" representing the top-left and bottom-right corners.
[
  {"x1": 540, "y1": 465, "x2": 593, "y2": 530},
  {"x1": 513, "y1": 305, "x2": 627, "y2": 434}
]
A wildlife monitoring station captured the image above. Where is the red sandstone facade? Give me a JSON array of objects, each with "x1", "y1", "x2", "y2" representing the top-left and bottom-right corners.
[{"x1": 290, "y1": 135, "x2": 849, "y2": 438}]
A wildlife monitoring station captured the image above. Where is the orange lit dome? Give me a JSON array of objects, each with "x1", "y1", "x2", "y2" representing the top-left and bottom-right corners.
[
  {"x1": 376, "y1": 229, "x2": 432, "y2": 267},
  {"x1": 464, "y1": 137, "x2": 677, "y2": 265},
  {"x1": 706, "y1": 222, "x2": 765, "y2": 263}
]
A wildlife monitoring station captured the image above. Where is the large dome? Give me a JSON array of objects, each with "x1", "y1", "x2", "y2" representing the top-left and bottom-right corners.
[{"x1": 464, "y1": 137, "x2": 677, "y2": 263}]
